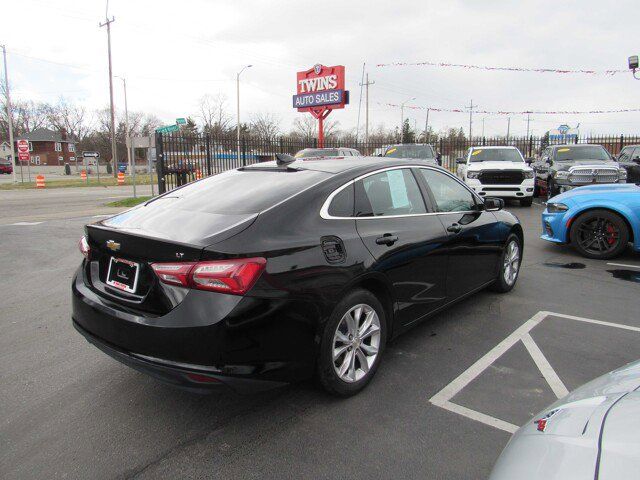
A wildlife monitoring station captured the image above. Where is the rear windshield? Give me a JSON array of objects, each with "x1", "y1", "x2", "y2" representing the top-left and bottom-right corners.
[
  {"x1": 160, "y1": 168, "x2": 329, "y2": 215},
  {"x1": 295, "y1": 149, "x2": 339, "y2": 158},
  {"x1": 554, "y1": 146, "x2": 612, "y2": 162},
  {"x1": 469, "y1": 148, "x2": 523, "y2": 162},
  {"x1": 384, "y1": 145, "x2": 434, "y2": 159}
]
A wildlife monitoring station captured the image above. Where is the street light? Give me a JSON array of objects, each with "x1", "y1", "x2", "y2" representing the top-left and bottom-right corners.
[
  {"x1": 629, "y1": 55, "x2": 639, "y2": 80},
  {"x1": 115, "y1": 75, "x2": 136, "y2": 197},
  {"x1": 236, "y1": 64, "x2": 252, "y2": 164},
  {"x1": 400, "y1": 97, "x2": 416, "y2": 143}
]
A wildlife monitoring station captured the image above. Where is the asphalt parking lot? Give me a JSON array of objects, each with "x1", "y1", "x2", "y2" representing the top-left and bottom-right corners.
[{"x1": 2, "y1": 193, "x2": 640, "y2": 479}]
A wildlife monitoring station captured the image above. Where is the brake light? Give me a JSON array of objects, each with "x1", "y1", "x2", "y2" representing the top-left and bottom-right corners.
[
  {"x1": 151, "y1": 262, "x2": 195, "y2": 287},
  {"x1": 151, "y1": 258, "x2": 266, "y2": 295},
  {"x1": 79, "y1": 236, "x2": 90, "y2": 258}
]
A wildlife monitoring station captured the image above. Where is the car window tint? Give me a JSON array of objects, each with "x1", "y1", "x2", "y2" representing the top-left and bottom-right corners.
[
  {"x1": 619, "y1": 148, "x2": 630, "y2": 161},
  {"x1": 355, "y1": 169, "x2": 426, "y2": 217},
  {"x1": 419, "y1": 169, "x2": 476, "y2": 212},
  {"x1": 328, "y1": 183, "x2": 354, "y2": 217}
]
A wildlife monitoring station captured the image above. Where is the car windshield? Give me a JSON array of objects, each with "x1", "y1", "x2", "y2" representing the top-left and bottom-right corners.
[
  {"x1": 295, "y1": 149, "x2": 340, "y2": 158},
  {"x1": 384, "y1": 145, "x2": 434, "y2": 159},
  {"x1": 469, "y1": 148, "x2": 523, "y2": 162},
  {"x1": 554, "y1": 146, "x2": 612, "y2": 162}
]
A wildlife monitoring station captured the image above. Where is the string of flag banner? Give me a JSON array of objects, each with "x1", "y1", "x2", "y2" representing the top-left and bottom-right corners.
[
  {"x1": 375, "y1": 61, "x2": 628, "y2": 76},
  {"x1": 379, "y1": 103, "x2": 640, "y2": 115}
]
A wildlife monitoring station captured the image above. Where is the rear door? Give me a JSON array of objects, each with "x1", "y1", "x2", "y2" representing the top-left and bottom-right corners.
[
  {"x1": 416, "y1": 167, "x2": 502, "y2": 300},
  {"x1": 354, "y1": 167, "x2": 448, "y2": 326}
]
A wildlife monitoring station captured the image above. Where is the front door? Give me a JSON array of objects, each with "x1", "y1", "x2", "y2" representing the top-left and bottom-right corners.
[
  {"x1": 416, "y1": 168, "x2": 503, "y2": 300},
  {"x1": 354, "y1": 168, "x2": 448, "y2": 327}
]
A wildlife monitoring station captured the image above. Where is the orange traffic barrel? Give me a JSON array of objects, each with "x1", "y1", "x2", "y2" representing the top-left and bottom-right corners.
[
  {"x1": 36, "y1": 175, "x2": 45, "y2": 189},
  {"x1": 80, "y1": 169, "x2": 87, "y2": 180},
  {"x1": 117, "y1": 172, "x2": 125, "y2": 185}
]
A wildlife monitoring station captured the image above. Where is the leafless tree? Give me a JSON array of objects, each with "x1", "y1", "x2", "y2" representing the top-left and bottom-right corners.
[
  {"x1": 291, "y1": 116, "x2": 340, "y2": 141},
  {"x1": 47, "y1": 98, "x2": 92, "y2": 142},
  {"x1": 198, "y1": 93, "x2": 231, "y2": 135},
  {"x1": 249, "y1": 112, "x2": 280, "y2": 138}
]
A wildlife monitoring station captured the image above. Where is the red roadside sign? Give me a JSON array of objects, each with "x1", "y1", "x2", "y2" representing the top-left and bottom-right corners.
[{"x1": 17, "y1": 139, "x2": 30, "y2": 162}]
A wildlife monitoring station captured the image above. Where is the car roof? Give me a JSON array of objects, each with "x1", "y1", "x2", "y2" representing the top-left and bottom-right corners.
[
  {"x1": 471, "y1": 145, "x2": 518, "y2": 149},
  {"x1": 244, "y1": 156, "x2": 420, "y2": 175},
  {"x1": 550, "y1": 144, "x2": 604, "y2": 148}
]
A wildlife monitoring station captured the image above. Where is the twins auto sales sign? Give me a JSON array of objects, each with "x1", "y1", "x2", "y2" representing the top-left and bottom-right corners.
[{"x1": 293, "y1": 64, "x2": 349, "y2": 112}]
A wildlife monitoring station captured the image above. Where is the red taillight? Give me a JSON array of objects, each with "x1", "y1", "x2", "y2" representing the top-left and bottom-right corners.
[
  {"x1": 79, "y1": 236, "x2": 90, "y2": 258},
  {"x1": 151, "y1": 262, "x2": 195, "y2": 287},
  {"x1": 186, "y1": 372, "x2": 221, "y2": 384},
  {"x1": 151, "y1": 258, "x2": 266, "y2": 295}
]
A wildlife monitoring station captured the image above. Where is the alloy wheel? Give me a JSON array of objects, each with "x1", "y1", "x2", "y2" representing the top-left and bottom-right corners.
[
  {"x1": 577, "y1": 217, "x2": 620, "y2": 256},
  {"x1": 332, "y1": 304, "x2": 381, "y2": 383},
  {"x1": 503, "y1": 240, "x2": 520, "y2": 286}
]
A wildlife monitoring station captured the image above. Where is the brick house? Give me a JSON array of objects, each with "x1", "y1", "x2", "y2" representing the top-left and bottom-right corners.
[{"x1": 15, "y1": 128, "x2": 77, "y2": 166}]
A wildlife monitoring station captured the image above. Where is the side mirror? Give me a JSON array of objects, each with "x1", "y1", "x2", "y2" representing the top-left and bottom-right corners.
[
  {"x1": 436, "y1": 152, "x2": 442, "y2": 160},
  {"x1": 525, "y1": 157, "x2": 534, "y2": 165},
  {"x1": 484, "y1": 197, "x2": 504, "y2": 211},
  {"x1": 456, "y1": 157, "x2": 466, "y2": 165}
]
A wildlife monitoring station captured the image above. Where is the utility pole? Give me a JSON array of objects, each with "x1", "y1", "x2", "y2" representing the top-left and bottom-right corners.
[
  {"x1": 424, "y1": 108, "x2": 430, "y2": 142},
  {"x1": 359, "y1": 73, "x2": 375, "y2": 144},
  {"x1": 236, "y1": 65, "x2": 252, "y2": 163},
  {"x1": 525, "y1": 112, "x2": 532, "y2": 138},
  {"x1": 117, "y1": 76, "x2": 135, "y2": 197},
  {"x1": 467, "y1": 99, "x2": 474, "y2": 142},
  {"x1": 481, "y1": 117, "x2": 486, "y2": 138},
  {"x1": 1, "y1": 44, "x2": 17, "y2": 184},
  {"x1": 506, "y1": 117, "x2": 511, "y2": 142},
  {"x1": 99, "y1": 4, "x2": 117, "y2": 178}
]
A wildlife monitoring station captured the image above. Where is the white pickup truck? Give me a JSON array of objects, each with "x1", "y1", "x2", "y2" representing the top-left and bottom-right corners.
[{"x1": 456, "y1": 146, "x2": 535, "y2": 207}]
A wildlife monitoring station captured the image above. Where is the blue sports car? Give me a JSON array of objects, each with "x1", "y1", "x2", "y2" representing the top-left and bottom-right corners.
[{"x1": 541, "y1": 183, "x2": 640, "y2": 259}]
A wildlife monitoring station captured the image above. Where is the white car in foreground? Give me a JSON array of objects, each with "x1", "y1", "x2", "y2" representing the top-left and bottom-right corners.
[{"x1": 456, "y1": 146, "x2": 535, "y2": 206}]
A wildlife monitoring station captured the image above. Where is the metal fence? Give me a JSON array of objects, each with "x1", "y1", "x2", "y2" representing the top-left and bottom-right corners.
[{"x1": 156, "y1": 132, "x2": 640, "y2": 193}]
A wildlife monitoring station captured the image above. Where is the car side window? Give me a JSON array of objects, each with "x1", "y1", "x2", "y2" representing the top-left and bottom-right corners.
[
  {"x1": 355, "y1": 169, "x2": 426, "y2": 217},
  {"x1": 327, "y1": 183, "x2": 354, "y2": 217},
  {"x1": 631, "y1": 147, "x2": 640, "y2": 162},
  {"x1": 419, "y1": 169, "x2": 477, "y2": 213},
  {"x1": 618, "y1": 147, "x2": 631, "y2": 162}
]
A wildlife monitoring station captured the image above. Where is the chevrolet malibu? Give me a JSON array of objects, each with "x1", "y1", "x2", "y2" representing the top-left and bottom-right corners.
[{"x1": 73, "y1": 156, "x2": 523, "y2": 396}]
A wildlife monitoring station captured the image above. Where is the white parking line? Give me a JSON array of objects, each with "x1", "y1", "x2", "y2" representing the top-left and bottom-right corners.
[
  {"x1": 3, "y1": 221, "x2": 44, "y2": 226},
  {"x1": 521, "y1": 333, "x2": 569, "y2": 399},
  {"x1": 607, "y1": 262, "x2": 640, "y2": 270},
  {"x1": 429, "y1": 311, "x2": 640, "y2": 434}
]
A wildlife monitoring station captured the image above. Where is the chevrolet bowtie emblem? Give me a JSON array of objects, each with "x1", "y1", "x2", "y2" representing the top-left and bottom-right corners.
[{"x1": 106, "y1": 240, "x2": 121, "y2": 252}]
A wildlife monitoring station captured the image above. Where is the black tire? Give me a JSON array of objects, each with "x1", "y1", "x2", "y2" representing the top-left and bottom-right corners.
[
  {"x1": 317, "y1": 289, "x2": 387, "y2": 397},
  {"x1": 520, "y1": 197, "x2": 533, "y2": 207},
  {"x1": 570, "y1": 209, "x2": 629, "y2": 259},
  {"x1": 490, "y1": 234, "x2": 522, "y2": 293}
]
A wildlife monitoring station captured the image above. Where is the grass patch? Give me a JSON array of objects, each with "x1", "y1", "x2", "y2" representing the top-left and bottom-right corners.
[
  {"x1": 105, "y1": 196, "x2": 153, "y2": 208},
  {"x1": 0, "y1": 174, "x2": 156, "y2": 190}
]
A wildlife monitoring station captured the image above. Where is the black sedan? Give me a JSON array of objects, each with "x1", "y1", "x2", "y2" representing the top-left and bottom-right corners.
[{"x1": 72, "y1": 156, "x2": 523, "y2": 396}]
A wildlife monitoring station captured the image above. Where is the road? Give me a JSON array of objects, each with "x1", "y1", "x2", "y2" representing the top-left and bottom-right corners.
[
  {"x1": 0, "y1": 185, "x2": 153, "y2": 225},
  {"x1": 1, "y1": 194, "x2": 640, "y2": 479}
]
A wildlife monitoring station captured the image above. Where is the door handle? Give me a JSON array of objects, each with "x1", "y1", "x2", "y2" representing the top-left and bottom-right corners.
[
  {"x1": 447, "y1": 223, "x2": 462, "y2": 234},
  {"x1": 375, "y1": 234, "x2": 398, "y2": 246}
]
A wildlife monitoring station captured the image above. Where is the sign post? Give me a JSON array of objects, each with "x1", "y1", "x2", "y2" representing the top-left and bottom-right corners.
[
  {"x1": 293, "y1": 64, "x2": 349, "y2": 148},
  {"x1": 17, "y1": 139, "x2": 31, "y2": 183}
]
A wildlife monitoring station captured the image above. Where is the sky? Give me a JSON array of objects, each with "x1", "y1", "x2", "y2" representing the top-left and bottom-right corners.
[{"x1": 3, "y1": 0, "x2": 639, "y2": 137}]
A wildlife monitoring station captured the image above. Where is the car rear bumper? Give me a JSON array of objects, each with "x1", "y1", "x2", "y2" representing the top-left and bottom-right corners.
[
  {"x1": 73, "y1": 320, "x2": 285, "y2": 393},
  {"x1": 467, "y1": 179, "x2": 534, "y2": 198},
  {"x1": 71, "y1": 265, "x2": 321, "y2": 391}
]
